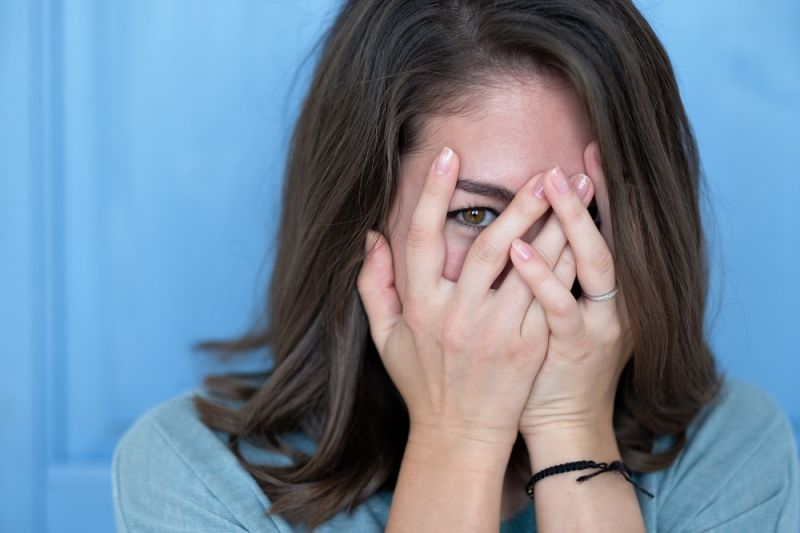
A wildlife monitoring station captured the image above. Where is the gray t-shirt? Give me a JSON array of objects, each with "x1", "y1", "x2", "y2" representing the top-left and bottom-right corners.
[{"x1": 111, "y1": 378, "x2": 799, "y2": 532}]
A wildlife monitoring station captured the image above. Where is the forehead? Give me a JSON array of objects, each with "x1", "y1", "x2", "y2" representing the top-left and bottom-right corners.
[{"x1": 409, "y1": 73, "x2": 593, "y2": 193}]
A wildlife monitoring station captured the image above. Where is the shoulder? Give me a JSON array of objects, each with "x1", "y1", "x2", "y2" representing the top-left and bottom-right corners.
[
  {"x1": 642, "y1": 377, "x2": 799, "y2": 532},
  {"x1": 684, "y1": 377, "x2": 795, "y2": 452},
  {"x1": 111, "y1": 390, "x2": 292, "y2": 533}
]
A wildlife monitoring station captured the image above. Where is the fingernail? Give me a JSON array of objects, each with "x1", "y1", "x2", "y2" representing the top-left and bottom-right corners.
[
  {"x1": 552, "y1": 166, "x2": 570, "y2": 194},
  {"x1": 512, "y1": 239, "x2": 532, "y2": 260},
  {"x1": 532, "y1": 175, "x2": 545, "y2": 199},
  {"x1": 575, "y1": 173, "x2": 591, "y2": 200},
  {"x1": 435, "y1": 147, "x2": 454, "y2": 175}
]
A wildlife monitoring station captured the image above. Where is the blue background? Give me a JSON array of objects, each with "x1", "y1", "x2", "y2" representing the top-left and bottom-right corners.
[{"x1": 1, "y1": 1, "x2": 798, "y2": 531}]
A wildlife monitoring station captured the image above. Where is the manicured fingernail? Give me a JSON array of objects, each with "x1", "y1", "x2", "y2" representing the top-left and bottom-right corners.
[
  {"x1": 575, "y1": 173, "x2": 591, "y2": 200},
  {"x1": 532, "y1": 175, "x2": 545, "y2": 199},
  {"x1": 435, "y1": 147, "x2": 454, "y2": 175},
  {"x1": 512, "y1": 239, "x2": 532, "y2": 260},
  {"x1": 552, "y1": 166, "x2": 570, "y2": 194}
]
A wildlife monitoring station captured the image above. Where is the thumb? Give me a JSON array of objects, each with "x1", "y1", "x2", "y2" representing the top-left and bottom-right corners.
[{"x1": 356, "y1": 230, "x2": 402, "y2": 352}]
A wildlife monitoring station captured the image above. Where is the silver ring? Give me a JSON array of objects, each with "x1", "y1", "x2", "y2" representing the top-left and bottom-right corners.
[{"x1": 581, "y1": 284, "x2": 619, "y2": 302}]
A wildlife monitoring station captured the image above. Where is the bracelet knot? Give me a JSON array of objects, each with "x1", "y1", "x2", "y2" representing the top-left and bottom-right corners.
[{"x1": 525, "y1": 459, "x2": 655, "y2": 500}]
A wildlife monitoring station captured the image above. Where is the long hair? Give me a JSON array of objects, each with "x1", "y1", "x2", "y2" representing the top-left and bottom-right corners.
[{"x1": 192, "y1": 0, "x2": 721, "y2": 527}]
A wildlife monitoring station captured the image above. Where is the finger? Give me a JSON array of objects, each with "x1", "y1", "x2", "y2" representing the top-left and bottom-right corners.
[
  {"x1": 543, "y1": 165, "x2": 616, "y2": 297},
  {"x1": 495, "y1": 173, "x2": 593, "y2": 318},
  {"x1": 531, "y1": 173, "x2": 593, "y2": 272},
  {"x1": 454, "y1": 170, "x2": 551, "y2": 304},
  {"x1": 405, "y1": 147, "x2": 459, "y2": 301},
  {"x1": 514, "y1": 242, "x2": 577, "y2": 337},
  {"x1": 356, "y1": 230, "x2": 402, "y2": 351},
  {"x1": 510, "y1": 245, "x2": 576, "y2": 341},
  {"x1": 552, "y1": 243, "x2": 577, "y2": 291},
  {"x1": 510, "y1": 238, "x2": 584, "y2": 339},
  {"x1": 520, "y1": 297, "x2": 547, "y2": 343}
]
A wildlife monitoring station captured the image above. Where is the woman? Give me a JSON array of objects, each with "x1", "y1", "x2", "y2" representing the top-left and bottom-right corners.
[{"x1": 112, "y1": 0, "x2": 799, "y2": 531}]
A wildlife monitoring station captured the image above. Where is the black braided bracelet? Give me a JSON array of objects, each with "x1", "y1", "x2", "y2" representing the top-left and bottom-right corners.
[{"x1": 525, "y1": 460, "x2": 655, "y2": 500}]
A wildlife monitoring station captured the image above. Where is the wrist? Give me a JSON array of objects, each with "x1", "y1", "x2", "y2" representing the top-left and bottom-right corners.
[
  {"x1": 388, "y1": 424, "x2": 513, "y2": 532},
  {"x1": 406, "y1": 423, "x2": 515, "y2": 472},
  {"x1": 522, "y1": 421, "x2": 620, "y2": 474},
  {"x1": 520, "y1": 403, "x2": 614, "y2": 442}
]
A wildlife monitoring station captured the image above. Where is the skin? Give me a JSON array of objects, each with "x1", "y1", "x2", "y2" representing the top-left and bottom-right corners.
[
  {"x1": 357, "y1": 73, "x2": 644, "y2": 531},
  {"x1": 388, "y1": 75, "x2": 606, "y2": 294}
]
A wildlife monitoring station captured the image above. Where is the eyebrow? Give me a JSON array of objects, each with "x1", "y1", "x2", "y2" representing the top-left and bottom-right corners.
[{"x1": 455, "y1": 178, "x2": 515, "y2": 203}]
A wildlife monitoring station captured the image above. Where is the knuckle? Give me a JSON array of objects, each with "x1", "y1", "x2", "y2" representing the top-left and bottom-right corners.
[
  {"x1": 562, "y1": 201, "x2": 585, "y2": 225},
  {"x1": 550, "y1": 297, "x2": 577, "y2": 319},
  {"x1": 508, "y1": 197, "x2": 538, "y2": 223},
  {"x1": 470, "y1": 236, "x2": 500, "y2": 266},
  {"x1": 512, "y1": 199, "x2": 549, "y2": 237},
  {"x1": 560, "y1": 250, "x2": 576, "y2": 272},
  {"x1": 588, "y1": 244, "x2": 615, "y2": 275},
  {"x1": 531, "y1": 244, "x2": 558, "y2": 270},
  {"x1": 406, "y1": 221, "x2": 432, "y2": 251},
  {"x1": 419, "y1": 184, "x2": 441, "y2": 205},
  {"x1": 525, "y1": 260, "x2": 551, "y2": 286}
]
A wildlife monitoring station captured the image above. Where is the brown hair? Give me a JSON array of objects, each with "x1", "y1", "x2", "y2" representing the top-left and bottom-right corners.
[{"x1": 192, "y1": 0, "x2": 721, "y2": 528}]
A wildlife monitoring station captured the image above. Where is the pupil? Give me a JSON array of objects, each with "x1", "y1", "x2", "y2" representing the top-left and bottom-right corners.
[{"x1": 465, "y1": 208, "x2": 485, "y2": 224}]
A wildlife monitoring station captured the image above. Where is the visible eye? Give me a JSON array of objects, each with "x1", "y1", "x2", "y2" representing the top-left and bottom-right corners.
[{"x1": 446, "y1": 206, "x2": 499, "y2": 233}]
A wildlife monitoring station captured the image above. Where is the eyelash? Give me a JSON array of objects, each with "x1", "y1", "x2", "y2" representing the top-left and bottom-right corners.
[
  {"x1": 445, "y1": 200, "x2": 602, "y2": 234},
  {"x1": 446, "y1": 206, "x2": 500, "y2": 233}
]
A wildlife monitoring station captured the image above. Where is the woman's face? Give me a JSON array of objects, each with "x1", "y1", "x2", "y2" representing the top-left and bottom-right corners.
[{"x1": 388, "y1": 74, "x2": 614, "y2": 303}]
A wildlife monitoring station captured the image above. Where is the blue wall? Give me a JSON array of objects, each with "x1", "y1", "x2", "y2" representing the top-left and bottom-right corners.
[{"x1": 1, "y1": 1, "x2": 798, "y2": 531}]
